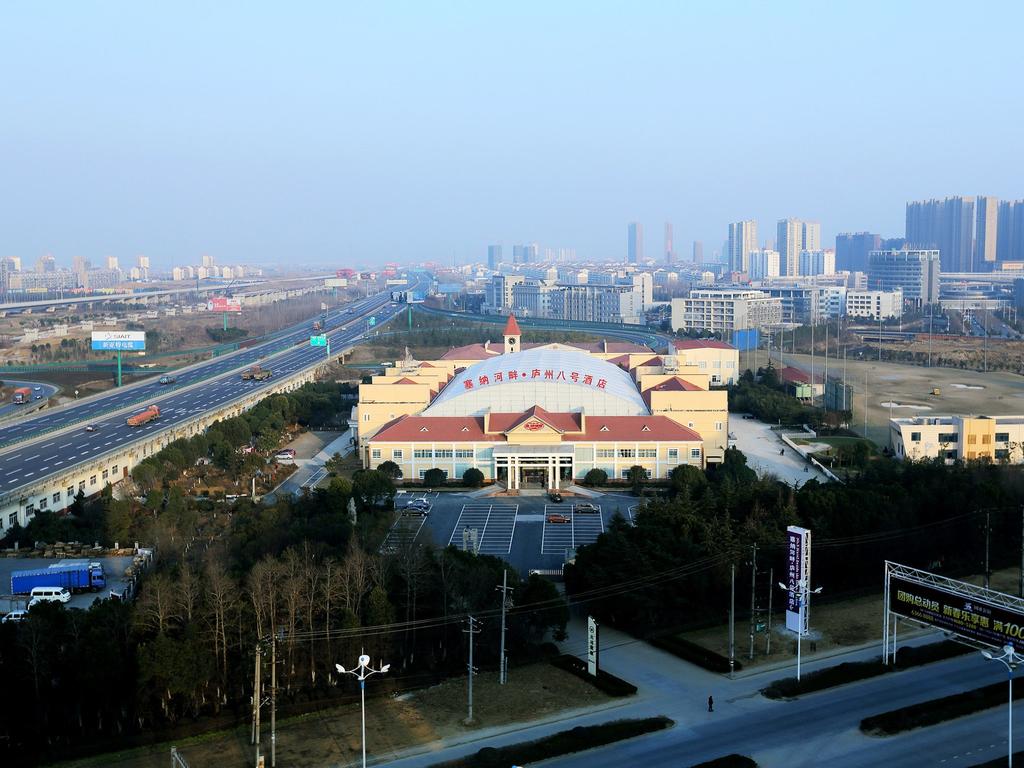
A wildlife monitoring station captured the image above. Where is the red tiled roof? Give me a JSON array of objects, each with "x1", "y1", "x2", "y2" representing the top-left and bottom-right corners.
[
  {"x1": 503, "y1": 314, "x2": 522, "y2": 336},
  {"x1": 674, "y1": 339, "x2": 736, "y2": 351},
  {"x1": 418, "y1": 362, "x2": 436, "y2": 368},
  {"x1": 643, "y1": 377, "x2": 703, "y2": 393},
  {"x1": 489, "y1": 407, "x2": 583, "y2": 434},
  {"x1": 370, "y1": 412, "x2": 702, "y2": 443},
  {"x1": 394, "y1": 378, "x2": 423, "y2": 385},
  {"x1": 439, "y1": 340, "x2": 654, "y2": 360},
  {"x1": 778, "y1": 366, "x2": 823, "y2": 384}
]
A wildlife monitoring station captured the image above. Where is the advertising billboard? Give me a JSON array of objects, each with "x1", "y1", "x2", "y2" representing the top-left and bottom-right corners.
[
  {"x1": 325, "y1": 278, "x2": 347, "y2": 287},
  {"x1": 889, "y1": 572, "x2": 1024, "y2": 649},
  {"x1": 785, "y1": 526, "x2": 811, "y2": 634},
  {"x1": 91, "y1": 331, "x2": 146, "y2": 351},
  {"x1": 208, "y1": 296, "x2": 242, "y2": 313}
]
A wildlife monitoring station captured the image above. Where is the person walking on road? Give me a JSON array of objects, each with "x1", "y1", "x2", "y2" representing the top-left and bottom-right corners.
[{"x1": 707, "y1": 695, "x2": 714, "y2": 712}]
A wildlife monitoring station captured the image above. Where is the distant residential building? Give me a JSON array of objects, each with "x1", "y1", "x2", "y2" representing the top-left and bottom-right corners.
[
  {"x1": 890, "y1": 414, "x2": 1024, "y2": 463},
  {"x1": 764, "y1": 285, "x2": 820, "y2": 324},
  {"x1": 10, "y1": 270, "x2": 78, "y2": 292},
  {"x1": 998, "y1": 200, "x2": 1024, "y2": 263},
  {"x1": 976, "y1": 196, "x2": 999, "y2": 271},
  {"x1": 777, "y1": 219, "x2": 820, "y2": 276},
  {"x1": 693, "y1": 240, "x2": 703, "y2": 265},
  {"x1": 727, "y1": 220, "x2": 757, "y2": 274},
  {"x1": 35, "y1": 254, "x2": 56, "y2": 273},
  {"x1": 487, "y1": 245, "x2": 502, "y2": 270},
  {"x1": 906, "y1": 197, "x2": 975, "y2": 272},
  {"x1": 798, "y1": 249, "x2": 836, "y2": 276},
  {"x1": 105, "y1": 255, "x2": 119, "y2": 271},
  {"x1": 672, "y1": 338, "x2": 741, "y2": 386},
  {"x1": 847, "y1": 289, "x2": 903, "y2": 320},
  {"x1": 550, "y1": 283, "x2": 643, "y2": 324},
  {"x1": 0, "y1": 258, "x2": 13, "y2": 295},
  {"x1": 202, "y1": 254, "x2": 216, "y2": 268},
  {"x1": 485, "y1": 274, "x2": 525, "y2": 312},
  {"x1": 835, "y1": 232, "x2": 881, "y2": 273},
  {"x1": 818, "y1": 285, "x2": 847, "y2": 319},
  {"x1": 6, "y1": 256, "x2": 22, "y2": 271},
  {"x1": 664, "y1": 222, "x2": 675, "y2": 263},
  {"x1": 868, "y1": 248, "x2": 940, "y2": 305},
  {"x1": 749, "y1": 249, "x2": 780, "y2": 280},
  {"x1": 84, "y1": 268, "x2": 122, "y2": 290},
  {"x1": 510, "y1": 279, "x2": 556, "y2": 318},
  {"x1": 512, "y1": 243, "x2": 538, "y2": 265},
  {"x1": 627, "y1": 222, "x2": 644, "y2": 263},
  {"x1": 671, "y1": 288, "x2": 782, "y2": 333}
]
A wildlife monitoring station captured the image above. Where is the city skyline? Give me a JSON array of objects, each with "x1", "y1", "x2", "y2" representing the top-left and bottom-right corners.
[{"x1": 1, "y1": 4, "x2": 1022, "y2": 268}]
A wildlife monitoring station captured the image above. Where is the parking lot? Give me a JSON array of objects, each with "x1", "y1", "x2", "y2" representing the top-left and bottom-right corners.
[
  {"x1": 384, "y1": 492, "x2": 635, "y2": 575},
  {"x1": 0, "y1": 555, "x2": 139, "y2": 614}
]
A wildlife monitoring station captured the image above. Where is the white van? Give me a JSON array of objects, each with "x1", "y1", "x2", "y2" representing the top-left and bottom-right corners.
[{"x1": 28, "y1": 586, "x2": 71, "y2": 608}]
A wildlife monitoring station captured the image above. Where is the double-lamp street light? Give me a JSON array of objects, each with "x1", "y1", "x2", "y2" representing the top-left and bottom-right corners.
[
  {"x1": 981, "y1": 642, "x2": 1024, "y2": 767},
  {"x1": 336, "y1": 654, "x2": 390, "y2": 768},
  {"x1": 778, "y1": 578, "x2": 823, "y2": 681}
]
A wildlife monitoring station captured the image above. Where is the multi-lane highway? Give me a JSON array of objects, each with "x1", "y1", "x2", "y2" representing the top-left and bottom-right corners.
[
  {"x1": 0, "y1": 292, "x2": 394, "y2": 449},
  {"x1": 0, "y1": 290, "x2": 411, "y2": 501},
  {"x1": 0, "y1": 379, "x2": 59, "y2": 420}
]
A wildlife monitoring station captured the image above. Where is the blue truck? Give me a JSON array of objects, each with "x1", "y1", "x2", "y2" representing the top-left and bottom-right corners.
[{"x1": 10, "y1": 560, "x2": 107, "y2": 595}]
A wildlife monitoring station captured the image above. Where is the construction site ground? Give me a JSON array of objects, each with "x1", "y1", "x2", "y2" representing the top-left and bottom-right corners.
[{"x1": 53, "y1": 662, "x2": 610, "y2": 768}]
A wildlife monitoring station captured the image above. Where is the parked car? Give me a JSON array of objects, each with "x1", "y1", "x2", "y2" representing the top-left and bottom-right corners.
[
  {"x1": 1, "y1": 609, "x2": 27, "y2": 624},
  {"x1": 575, "y1": 502, "x2": 598, "y2": 513},
  {"x1": 27, "y1": 586, "x2": 71, "y2": 608},
  {"x1": 546, "y1": 513, "x2": 570, "y2": 524},
  {"x1": 275, "y1": 448, "x2": 297, "y2": 460},
  {"x1": 548, "y1": 491, "x2": 563, "y2": 503},
  {"x1": 402, "y1": 506, "x2": 429, "y2": 517},
  {"x1": 405, "y1": 499, "x2": 430, "y2": 510}
]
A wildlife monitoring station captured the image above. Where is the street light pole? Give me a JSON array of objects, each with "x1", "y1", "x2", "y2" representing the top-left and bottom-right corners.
[
  {"x1": 982, "y1": 643, "x2": 1024, "y2": 768},
  {"x1": 335, "y1": 654, "x2": 390, "y2": 768}
]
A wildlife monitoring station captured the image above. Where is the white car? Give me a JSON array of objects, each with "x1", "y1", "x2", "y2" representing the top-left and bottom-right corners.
[
  {"x1": 28, "y1": 586, "x2": 71, "y2": 608},
  {"x1": 1, "y1": 609, "x2": 27, "y2": 624}
]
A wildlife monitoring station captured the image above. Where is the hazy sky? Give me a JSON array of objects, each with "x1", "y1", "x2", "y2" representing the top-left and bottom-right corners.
[{"x1": 2, "y1": 1, "x2": 1022, "y2": 269}]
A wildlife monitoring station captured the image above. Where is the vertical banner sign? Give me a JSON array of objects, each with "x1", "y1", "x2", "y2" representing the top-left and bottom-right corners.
[
  {"x1": 587, "y1": 616, "x2": 599, "y2": 676},
  {"x1": 785, "y1": 526, "x2": 811, "y2": 634}
]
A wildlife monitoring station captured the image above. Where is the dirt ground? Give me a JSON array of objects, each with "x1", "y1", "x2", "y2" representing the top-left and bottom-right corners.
[
  {"x1": 683, "y1": 565, "x2": 1024, "y2": 672},
  {"x1": 741, "y1": 351, "x2": 1024, "y2": 445},
  {"x1": 54, "y1": 662, "x2": 610, "y2": 768}
]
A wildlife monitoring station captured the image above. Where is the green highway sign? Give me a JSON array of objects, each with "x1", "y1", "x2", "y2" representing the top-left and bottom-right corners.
[
  {"x1": 310, "y1": 335, "x2": 328, "y2": 347},
  {"x1": 368, "y1": 316, "x2": 376, "y2": 326}
]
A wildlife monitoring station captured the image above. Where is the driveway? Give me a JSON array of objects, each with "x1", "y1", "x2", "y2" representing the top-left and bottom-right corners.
[{"x1": 729, "y1": 415, "x2": 830, "y2": 486}]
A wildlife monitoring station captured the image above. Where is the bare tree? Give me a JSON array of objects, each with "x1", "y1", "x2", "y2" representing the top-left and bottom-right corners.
[
  {"x1": 136, "y1": 572, "x2": 179, "y2": 634},
  {"x1": 177, "y1": 563, "x2": 202, "y2": 624},
  {"x1": 205, "y1": 557, "x2": 238, "y2": 694}
]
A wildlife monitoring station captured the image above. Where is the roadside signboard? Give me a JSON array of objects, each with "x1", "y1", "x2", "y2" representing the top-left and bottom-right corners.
[
  {"x1": 368, "y1": 316, "x2": 376, "y2": 326},
  {"x1": 587, "y1": 616, "x2": 600, "y2": 676},
  {"x1": 91, "y1": 331, "x2": 145, "y2": 351},
  {"x1": 208, "y1": 296, "x2": 242, "y2": 313},
  {"x1": 785, "y1": 526, "x2": 811, "y2": 634},
  {"x1": 310, "y1": 335, "x2": 328, "y2": 347}
]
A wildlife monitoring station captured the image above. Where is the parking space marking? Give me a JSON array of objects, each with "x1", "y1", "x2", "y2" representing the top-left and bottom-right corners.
[
  {"x1": 449, "y1": 503, "x2": 518, "y2": 554},
  {"x1": 572, "y1": 503, "x2": 604, "y2": 548},
  {"x1": 379, "y1": 514, "x2": 428, "y2": 554},
  {"x1": 541, "y1": 503, "x2": 575, "y2": 555}
]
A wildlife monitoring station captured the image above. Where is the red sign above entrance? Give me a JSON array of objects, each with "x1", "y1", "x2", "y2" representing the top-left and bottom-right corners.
[
  {"x1": 523, "y1": 421, "x2": 544, "y2": 431},
  {"x1": 463, "y1": 369, "x2": 608, "y2": 392}
]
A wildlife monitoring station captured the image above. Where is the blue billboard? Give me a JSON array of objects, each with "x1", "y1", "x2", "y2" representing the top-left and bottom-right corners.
[
  {"x1": 91, "y1": 331, "x2": 146, "y2": 351},
  {"x1": 732, "y1": 328, "x2": 760, "y2": 351}
]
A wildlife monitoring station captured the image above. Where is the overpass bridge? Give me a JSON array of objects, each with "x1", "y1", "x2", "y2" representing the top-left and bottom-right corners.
[{"x1": 0, "y1": 288, "x2": 414, "y2": 531}]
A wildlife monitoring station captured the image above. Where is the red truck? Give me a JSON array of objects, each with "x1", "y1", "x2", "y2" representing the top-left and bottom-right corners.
[
  {"x1": 12, "y1": 387, "x2": 32, "y2": 404},
  {"x1": 126, "y1": 405, "x2": 160, "y2": 427}
]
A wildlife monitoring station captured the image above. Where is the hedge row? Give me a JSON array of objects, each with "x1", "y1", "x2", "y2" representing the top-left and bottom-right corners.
[
  {"x1": 690, "y1": 756, "x2": 758, "y2": 768},
  {"x1": 647, "y1": 634, "x2": 741, "y2": 674},
  {"x1": 762, "y1": 640, "x2": 972, "y2": 699},
  {"x1": 549, "y1": 654, "x2": 638, "y2": 696},
  {"x1": 861, "y1": 679, "x2": 1024, "y2": 735},
  {"x1": 429, "y1": 717, "x2": 674, "y2": 768}
]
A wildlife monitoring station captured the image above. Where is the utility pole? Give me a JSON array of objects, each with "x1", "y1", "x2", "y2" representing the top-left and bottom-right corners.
[
  {"x1": 749, "y1": 543, "x2": 758, "y2": 660},
  {"x1": 464, "y1": 616, "x2": 480, "y2": 722},
  {"x1": 270, "y1": 635, "x2": 277, "y2": 768},
  {"x1": 766, "y1": 567, "x2": 774, "y2": 655},
  {"x1": 729, "y1": 564, "x2": 736, "y2": 678},
  {"x1": 496, "y1": 570, "x2": 514, "y2": 685},
  {"x1": 252, "y1": 644, "x2": 261, "y2": 765}
]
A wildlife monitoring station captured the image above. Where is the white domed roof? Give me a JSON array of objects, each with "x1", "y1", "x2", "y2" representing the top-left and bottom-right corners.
[{"x1": 424, "y1": 348, "x2": 649, "y2": 417}]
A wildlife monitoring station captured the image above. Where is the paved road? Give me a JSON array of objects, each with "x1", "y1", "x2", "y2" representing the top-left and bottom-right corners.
[
  {"x1": 0, "y1": 290, "x2": 415, "y2": 498},
  {"x1": 0, "y1": 292, "x2": 396, "y2": 450},
  {"x1": 376, "y1": 620, "x2": 1018, "y2": 768},
  {"x1": 0, "y1": 379, "x2": 59, "y2": 420}
]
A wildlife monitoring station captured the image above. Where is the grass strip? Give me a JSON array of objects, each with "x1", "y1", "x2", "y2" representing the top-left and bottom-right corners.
[
  {"x1": 861, "y1": 679, "x2": 1024, "y2": 735},
  {"x1": 690, "y1": 756, "x2": 758, "y2": 768},
  {"x1": 549, "y1": 654, "x2": 638, "y2": 696},
  {"x1": 763, "y1": 640, "x2": 971, "y2": 699},
  {"x1": 428, "y1": 716, "x2": 674, "y2": 768}
]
